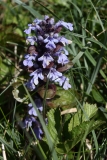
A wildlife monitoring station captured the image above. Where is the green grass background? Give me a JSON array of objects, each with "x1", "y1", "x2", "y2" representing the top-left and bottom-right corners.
[{"x1": 0, "y1": 0, "x2": 107, "y2": 159}]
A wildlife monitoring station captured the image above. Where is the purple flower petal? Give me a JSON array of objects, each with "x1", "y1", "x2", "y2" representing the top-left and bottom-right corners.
[
  {"x1": 28, "y1": 107, "x2": 37, "y2": 116},
  {"x1": 44, "y1": 15, "x2": 49, "y2": 20},
  {"x1": 53, "y1": 33, "x2": 59, "y2": 38},
  {"x1": 44, "y1": 36, "x2": 58, "y2": 50},
  {"x1": 63, "y1": 78, "x2": 71, "y2": 90},
  {"x1": 33, "y1": 18, "x2": 42, "y2": 24},
  {"x1": 58, "y1": 37, "x2": 72, "y2": 46},
  {"x1": 35, "y1": 98, "x2": 43, "y2": 112},
  {"x1": 24, "y1": 24, "x2": 36, "y2": 34},
  {"x1": 30, "y1": 69, "x2": 44, "y2": 85},
  {"x1": 23, "y1": 53, "x2": 37, "y2": 67},
  {"x1": 55, "y1": 76, "x2": 65, "y2": 86},
  {"x1": 49, "y1": 18, "x2": 54, "y2": 25},
  {"x1": 57, "y1": 53, "x2": 69, "y2": 65},
  {"x1": 25, "y1": 80, "x2": 36, "y2": 91},
  {"x1": 26, "y1": 36, "x2": 37, "y2": 45},
  {"x1": 23, "y1": 60, "x2": 28, "y2": 66},
  {"x1": 46, "y1": 41, "x2": 56, "y2": 50},
  {"x1": 33, "y1": 78, "x2": 39, "y2": 85},
  {"x1": 27, "y1": 98, "x2": 43, "y2": 117},
  {"x1": 55, "y1": 76, "x2": 71, "y2": 90},
  {"x1": 55, "y1": 20, "x2": 73, "y2": 31},
  {"x1": 23, "y1": 59, "x2": 33, "y2": 67},
  {"x1": 28, "y1": 103, "x2": 33, "y2": 108},
  {"x1": 47, "y1": 68, "x2": 62, "y2": 81},
  {"x1": 24, "y1": 28, "x2": 31, "y2": 34},
  {"x1": 38, "y1": 36, "x2": 44, "y2": 41},
  {"x1": 63, "y1": 48, "x2": 69, "y2": 55},
  {"x1": 22, "y1": 116, "x2": 36, "y2": 128},
  {"x1": 38, "y1": 53, "x2": 54, "y2": 68},
  {"x1": 28, "y1": 56, "x2": 36, "y2": 61},
  {"x1": 24, "y1": 54, "x2": 30, "y2": 58},
  {"x1": 27, "y1": 61, "x2": 33, "y2": 67},
  {"x1": 28, "y1": 24, "x2": 36, "y2": 30},
  {"x1": 33, "y1": 126, "x2": 43, "y2": 140},
  {"x1": 32, "y1": 120, "x2": 43, "y2": 140}
]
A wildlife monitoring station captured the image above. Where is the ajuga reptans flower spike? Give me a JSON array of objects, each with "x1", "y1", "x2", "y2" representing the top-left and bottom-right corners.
[
  {"x1": 23, "y1": 15, "x2": 73, "y2": 90},
  {"x1": 21, "y1": 15, "x2": 73, "y2": 139}
]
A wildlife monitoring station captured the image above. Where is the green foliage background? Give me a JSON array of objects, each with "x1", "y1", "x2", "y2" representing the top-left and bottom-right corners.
[{"x1": 0, "y1": 0, "x2": 107, "y2": 159}]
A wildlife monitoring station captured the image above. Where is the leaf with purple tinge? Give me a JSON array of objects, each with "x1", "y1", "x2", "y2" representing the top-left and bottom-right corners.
[
  {"x1": 38, "y1": 84, "x2": 56, "y2": 99},
  {"x1": 46, "y1": 87, "x2": 78, "y2": 108},
  {"x1": 57, "y1": 62, "x2": 73, "y2": 72}
]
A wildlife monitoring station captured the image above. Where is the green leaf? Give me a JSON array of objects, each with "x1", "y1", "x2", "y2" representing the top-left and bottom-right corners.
[
  {"x1": 55, "y1": 143, "x2": 66, "y2": 154},
  {"x1": 53, "y1": 108, "x2": 105, "y2": 153},
  {"x1": 56, "y1": 142, "x2": 74, "y2": 158},
  {"x1": 47, "y1": 108, "x2": 61, "y2": 143},
  {"x1": 62, "y1": 114, "x2": 72, "y2": 140},
  {"x1": 67, "y1": 120, "x2": 105, "y2": 150},
  {"x1": 92, "y1": 89, "x2": 105, "y2": 103},
  {"x1": 56, "y1": 120, "x2": 104, "y2": 153},
  {"x1": 86, "y1": 38, "x2": 107, "y2": 50},
  {"x1": 68, "y1": 102, "x2": 98, "y2": 131},
  {"x1": 47, "y1": 87, "x2": 77, "y2": 108},
  {"x1": 82, "y1": 103, "x2": 98, "y2": 121},
  {"x1": 0, "y1": 55, "x2": 14, "y2": 84},
  {"x1": 69, "y1": 1, "x2": 82, "y2": 17},
  {"x1": 13, "y1": 0, "x2": 42, "y2": 18},
  {"x1": 0, "y1": 136, "x2": 17, "y2": 153},
  {"x1": 72, "y1": 51, "x2": 85, "y2": 64}
]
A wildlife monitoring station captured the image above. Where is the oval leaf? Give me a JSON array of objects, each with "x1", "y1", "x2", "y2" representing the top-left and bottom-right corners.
[{"x1": 38, "y1": 84, "x2": 56, "y2": 99}]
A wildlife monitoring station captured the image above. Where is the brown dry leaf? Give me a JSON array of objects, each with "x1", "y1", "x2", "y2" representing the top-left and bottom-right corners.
[{"x1": 61, "y1": 108, "x2": 77, "y2": 115}]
